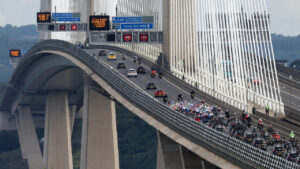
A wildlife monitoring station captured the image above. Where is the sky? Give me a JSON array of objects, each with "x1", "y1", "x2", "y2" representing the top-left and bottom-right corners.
[{"x1": 0, "y1": 0, "x2": 299, "y2": 36}]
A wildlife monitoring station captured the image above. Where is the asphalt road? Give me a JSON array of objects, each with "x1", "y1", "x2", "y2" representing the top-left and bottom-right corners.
[{"x1": 85, "y1": 49, "x2": 300, "y2": 162}]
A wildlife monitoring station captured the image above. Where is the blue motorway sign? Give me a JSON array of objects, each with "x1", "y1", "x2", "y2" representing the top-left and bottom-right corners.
[
  {"x1": 21, "y1": 50, "x2": 27, "y2": 55},
  {"x1": 52, "y1": 13, "x2": 74, "y2": 17},
  {"x1": 117, "y1": 23, "x2": 153, "y2": 30},
  {"x1": 53, "y1": 17, "x2": 80, "y2": 22},
  {"x1": 112, "y1": 17, "x2": 143, "y2": 24},
  {"x1": 52, "y1": 13, "x2": 80, "y2": 17}
]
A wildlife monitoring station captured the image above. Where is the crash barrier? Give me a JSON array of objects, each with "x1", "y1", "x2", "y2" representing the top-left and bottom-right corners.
[
  {"x1": 88, "y1": 45, "x2": 300, "y2": 138},
  {"x1": 277, "y1": 64, "x2": 300, "y2": 90},
  {"x1": 17, "y1": 40, "x2": 300, "y2": 169},
  {"x1": 277, "y1": 64, "x2": 300, "y2": 82}
]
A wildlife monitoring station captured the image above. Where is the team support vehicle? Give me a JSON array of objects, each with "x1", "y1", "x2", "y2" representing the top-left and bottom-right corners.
[
  {"x1": 146, "y1": 82, "x2": 157, "y2": 90},
  {"x1": 253, "y1": 138, "x2": 267, "y2": 151},
  {"x1": 107, "y1": 52, "x2": 117, "y2": 61},
  {"x1": 117, "y1": 61, "x2": 126, "y2": 69},
  {"x1": 273, "y1": 144, "x2": 286, "y2": 157},
  {"x1": 154, "y1": 89, "x2": 166, "y2": 98},
  {"x1": 136, "y1": 66, "x2": 146, "y2": 74},
  {"x1": 98, "y1": 50, "x2": 106, "y2": 57},
  {"x1": 127, "y1": 69, "x2": 138, "y2": 78}
]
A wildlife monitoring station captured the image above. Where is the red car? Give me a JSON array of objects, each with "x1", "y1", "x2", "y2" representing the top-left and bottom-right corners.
[
  {"x1": 272, "y1": 132, "x2": 281, "y2": 141},
  {"x1": 154, "y1": 89, "x2": 166, "y2": 98}
]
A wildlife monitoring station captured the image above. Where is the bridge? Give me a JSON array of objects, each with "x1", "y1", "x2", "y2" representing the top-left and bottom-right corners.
[{"x1": 0, "y1": 0, "x2": 300, "y2": 169}]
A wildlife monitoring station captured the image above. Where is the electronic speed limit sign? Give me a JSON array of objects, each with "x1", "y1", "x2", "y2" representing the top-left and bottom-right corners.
[
  {"x1": 139, "y1": 33, "x2": 148, "y2": 42},
  {"x1": 123, "y1": 33, "x2": 132, "y2": 42}
]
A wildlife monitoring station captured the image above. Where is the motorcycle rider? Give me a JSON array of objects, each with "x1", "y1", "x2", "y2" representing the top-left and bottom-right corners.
[
  {"x1": 190, "y1": 90, "x2": 195, "y2": 99},
  {"x1": 178, "y1": 94, "x2": 183, "y2": 102},
  {"x1": 133, "y1": 56, "x2": 137, "y2": 63},
  {"x1": 163, "y1": 95, "x2": 168, "y2": 103},
  {"x1": 225, "y1": 109, "x2": 230, "y2": 119},
  {"x1": 151, "y1": 69, "x2": 156, "y2": 78},
  {"x1": 267, "y1": 124, "x2": 274, "y2": 133},
  {"x1": 257, "y1": 119, "x2": 264, "y2": 131},
  {"x1": 289, "y1": 131, "x2": 295, "y2": 143}
]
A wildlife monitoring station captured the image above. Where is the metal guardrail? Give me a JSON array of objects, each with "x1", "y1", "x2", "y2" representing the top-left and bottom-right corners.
[
  {"x1": 12, "y1": 40, "x2": 300, "y2": 169},
  {"x1": 88, "y1": 45, "x2": 300, "y2": 136}
]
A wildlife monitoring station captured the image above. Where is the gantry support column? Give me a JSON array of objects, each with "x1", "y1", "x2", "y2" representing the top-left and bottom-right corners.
[
  {"x1": 162, "y1": 0, "x2": 171, "y2": 62},
  {"x1": 16, "y1": 106, "x2": 43, "y2": 169},
  {"x1": 39, "y1": 0, "x2": 51, "y2": 40},
  {"x1": 43, "y1": 91, "x2": 73, "y2": 169},
  {"x1": 80, "y1": 77, "x2": 119, "y2": 169},
  {"x1": 157, "y1": 131, "x2": 185, "y2": 169}
]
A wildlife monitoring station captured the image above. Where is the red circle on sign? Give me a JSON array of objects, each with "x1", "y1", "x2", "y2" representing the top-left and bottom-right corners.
[
  {"x1": 71, "y1": 24, "x2": 77, "y2": 30},
  {"x1": 140, "y1": 33, "x2": 148, "y2": 42},
  {"x1": 123, "y1": 34, "x2": 132, "y2": 42},
  {"x1": 60, "y1": 24, "x2": 66, "y2": 30}
]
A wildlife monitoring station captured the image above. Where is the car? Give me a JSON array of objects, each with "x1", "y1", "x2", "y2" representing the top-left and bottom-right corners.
[
  {"x1": 216, "y1": 125, "x2": 225, "y2": 133},
  {"x1": 235, "y1": 130, "x2": 245, "y2": 140},
  {"x1": 98, "y1": 50, "x2": 106, "y2": 56},
  {"x1": 154, "y1": 89, "x2": 166, "y2": 98},
  {"x1": 146, "y1": 82, "x2": 157, "y2": 90},
  {"x1": 263, "y1": 132, "x2": 275, "y2": 145},
  {"x1": 136, "y1": 66, "x2": 146, "y2": 74},
  {"x1": 117, "y1": 61, "x2": 126, "y2": 69},
  {"x1": 272, "y1": 132, "x2": 281, "y2": 142},
  {"x1": 273, "y1": 144, "x2": 285, "y2": 157},
  {"x1": 194, "y1": 116, "x2": 201, "y2": 122},
  {"x1": 287, "y1": 149, "x2": 298, "y2": 162},
  {"x1": 107, "y1": 52, "x2": 117, "y2": 60},
  {"x1": 253, "y1": 138, "x2": 267, "y2": 150},
  {"x1": 244, "y1": 132, "x2": 255, "y2": 143},
  {"x1": 127, "y1": 69, "x2": 138, "y2": 77}
]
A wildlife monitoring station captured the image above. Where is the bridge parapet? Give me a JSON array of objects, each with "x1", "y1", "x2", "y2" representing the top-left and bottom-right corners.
[{"x1": 6, "y1": 40, "x2": 300, "y2": 169}]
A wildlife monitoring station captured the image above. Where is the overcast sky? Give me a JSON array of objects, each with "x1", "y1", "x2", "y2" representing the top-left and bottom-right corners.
[{"x1": 0, "y1": 0, "x2": 299, "y2": 36}]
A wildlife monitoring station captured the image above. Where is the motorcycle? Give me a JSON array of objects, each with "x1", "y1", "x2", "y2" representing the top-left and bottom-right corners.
[
  {"x1": 151, "y1": 72, "x2": 156, "y2": 78},
  {"x1": 191, "y1": 93, "x2": 195, "y2": 99},
  {"x1": 159, "y1": 73, "x2": 163, "y2": 79}
]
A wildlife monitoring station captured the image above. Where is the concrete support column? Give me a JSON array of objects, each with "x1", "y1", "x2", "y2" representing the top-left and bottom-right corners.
[
  {"x1": 69, "y1": 105, "x2": 77, "y2": 134},
  {"x1": 80, "y1": 78, "x2": 119, "y2": 169},
  {"x1": 181, "y1": 146, "x2": 218, "y2": 169},
  {"x1": 16, "y1": 106, "x2": 43, "y2": 169},
  {"x1": 43, "y1": 91, "x2": 73, "y2": 169},
  {"x1": 157, "y1": 131, "x2": 185, "y2": 169}
]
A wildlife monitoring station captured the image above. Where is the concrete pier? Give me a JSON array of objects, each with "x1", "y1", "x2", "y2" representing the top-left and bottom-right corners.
[
  {"x1": 157, "y1": 131, "x2": 185, "y2": 169},
  {"x1": 43, "y1": 91, "x2": 73, "y2": 169},
  {"x1": 80, "y1": 78, "x2": 119, "y2": 169},
  {"x1": 157, "y1": 131, "x2": 219, "y2": 169},
  {"x1": 16, "y1": 106, "x2": 43, "y2": 169}
]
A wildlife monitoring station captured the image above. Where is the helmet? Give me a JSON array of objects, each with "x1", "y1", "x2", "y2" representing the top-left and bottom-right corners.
[{"x1": 258, "y1": 119, "x2": 263, "y2": 124}]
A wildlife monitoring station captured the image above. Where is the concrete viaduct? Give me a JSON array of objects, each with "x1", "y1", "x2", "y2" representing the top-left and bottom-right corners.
[{"x1": 0, "y1": 40, "x2": 299, "y2": 169}]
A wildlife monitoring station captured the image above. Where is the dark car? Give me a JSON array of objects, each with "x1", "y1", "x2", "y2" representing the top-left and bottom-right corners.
[
  {"x1": 253, "y1": 138, "x2": 267, "y2": 150},
  {"x1": 235, "y1": 130, "x2": 245, "y2": 140},
  {"x1": 287, "y1": 149, "x2": 298, "y2": 162},
  {"x1": 264, "y1": 132, "x2": 275, "y2": 146},
  {"x1": 117, "y1": 61, "x2": 126, "y2": 69},
  {"x1": 244, "y1": 132, "x2": 255, "y2": 143},
  {"x1": 216, "y1": 125, "x2": 225, "y2": 133},
  {"x1": 98, "y1": 50, "x2": 106, "y2": 56},
  {"x1": 146, "y1": 82, "x2": 157, "y2": 90},
  {"x1": 136, "y1": 66, "x2": 146, "y2": 74},
  {"x1": 273, "y1": 144, "x2": 285, "y2": 157}
]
